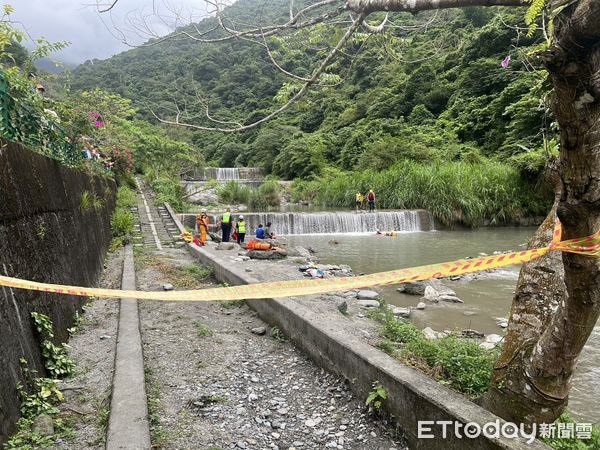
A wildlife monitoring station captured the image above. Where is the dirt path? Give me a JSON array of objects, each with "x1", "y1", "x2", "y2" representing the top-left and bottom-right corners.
[
  {"x1": 135, "y1": 185, "x2": 407, "y2": 450},
  {"x1": 58, "y1": 248, "x2": 123, "y2": 449}
]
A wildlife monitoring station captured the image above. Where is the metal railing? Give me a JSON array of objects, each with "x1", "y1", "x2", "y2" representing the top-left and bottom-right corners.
[{"x1": 0, "y1": 70, "x2": 82, "y2": 166}]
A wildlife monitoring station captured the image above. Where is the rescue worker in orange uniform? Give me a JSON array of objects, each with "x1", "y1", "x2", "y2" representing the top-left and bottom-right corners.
[{"x1": 197, "y1": 209, "x2": 210, "y2": 246}]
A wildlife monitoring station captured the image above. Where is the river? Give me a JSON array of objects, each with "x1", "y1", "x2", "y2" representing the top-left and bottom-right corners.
[{"x1": 286, "y1": 228, "x2": 599, "y2": 423}]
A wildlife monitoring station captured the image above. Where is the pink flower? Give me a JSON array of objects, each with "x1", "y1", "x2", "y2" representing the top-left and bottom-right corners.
[
  {"x1": 94, "y1": 120, "x2": 105, "y2": 128},
  {"x1": 501, "y1": 55, "x2": 511, "y2": 69}
]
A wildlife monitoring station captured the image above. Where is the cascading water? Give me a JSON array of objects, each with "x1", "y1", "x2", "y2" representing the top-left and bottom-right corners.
[
  {"x1": 216, "y1": 168, "x2": 240, "y2": 180},
  {"x1": 185, "y1": 210, "x2": 434, "y2": 235}
]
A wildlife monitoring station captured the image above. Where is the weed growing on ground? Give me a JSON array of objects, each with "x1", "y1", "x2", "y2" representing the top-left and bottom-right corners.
[
  {"x1": 31, "y1": 312, "x2": 75, "y2": 378},
  {"x1": 144, "y1": 367, "x2": 171, "y2": 448},
  {"x1": 543, "y1": 412, "x2": 600, "y2": 449},
  {"x1": 195, "y1": 321, "x2": 212, "y2": 337},
  {"x1": 36, "y1": 223, "x2": 46, "y2": 240},
  {"x1": 366, "y1": 381, "x2": 388, "y2": 413},
  {"x1": 270, "y1": 326, "x2": 286, "y2": 342},
  {"x1": 221, "y1": 300, "x2": 246, "y2": 309},
  {"x1": 110, "y1": 187, "x2": 136, "y2": 249},
  {"x1": 370, "y1": 304, "x2": 499, "y2": 399},
  {"x1": 5, "y1": 361, "x2": 73, "y2": 449}
]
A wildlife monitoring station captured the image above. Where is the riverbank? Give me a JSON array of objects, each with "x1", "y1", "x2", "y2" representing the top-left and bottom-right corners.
[{"x1": 165, "y1": 202, "x2": 550, "y2": 449}]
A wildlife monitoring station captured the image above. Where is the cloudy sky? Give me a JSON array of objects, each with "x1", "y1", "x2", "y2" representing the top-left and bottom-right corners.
[{"x1": 11, "y1": 0, "x2": 210, "y2": 66}]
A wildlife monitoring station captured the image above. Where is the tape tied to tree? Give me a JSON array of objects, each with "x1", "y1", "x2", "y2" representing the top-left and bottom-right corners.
[{"x1": 0, "y1": 222, "x2": 599, "y2": 302}]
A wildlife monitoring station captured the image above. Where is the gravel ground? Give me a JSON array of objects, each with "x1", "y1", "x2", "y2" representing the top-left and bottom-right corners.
[
  {"x1": 58, "y1": 247, "x2": 123, "y2": 449},
  {"x1": 136, "y1": 191, "x2": 407, "y2": 450}
]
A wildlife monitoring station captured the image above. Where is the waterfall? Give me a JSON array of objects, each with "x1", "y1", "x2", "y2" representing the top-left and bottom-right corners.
[
  {"x1": 216, "y1": 168, "x2": 240, "y2": 180},
  {"x1": 198, "y1": 167, "x2": 263, "y2": 181},
  {"x1": 182, "y1": 210, "x2": 434, "y2": 235}
]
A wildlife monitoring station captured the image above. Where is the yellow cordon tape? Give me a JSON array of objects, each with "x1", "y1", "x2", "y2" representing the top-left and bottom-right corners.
[{"x1": 1, "y1": 223, "x2": 599, "y2": 302}]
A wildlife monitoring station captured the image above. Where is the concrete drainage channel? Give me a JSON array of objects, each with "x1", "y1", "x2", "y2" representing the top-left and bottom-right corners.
[
  {"x1": 164, "y1": 202, "x2": 550, "y2": 450},
  {"x1": 106, "y1": 245, "x2": 151, "y2": 449}
]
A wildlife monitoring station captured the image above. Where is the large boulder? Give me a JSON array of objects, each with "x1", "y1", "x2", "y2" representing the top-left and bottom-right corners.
[
  {"x1": 422, "y1": 327, "x2": 439, "y2": 340},
  {"x1": 357, "y1": 290, "x2": 379, "y2": 300},
  {"x1": 357, "y1": 299, "x2": 380, "y2": 308},
  {"x1": 423, "y1": 286, "x2": 440, "y2": 302},
  {"x1": 397, "y1": 281, "x2": 426, "y2": 295},
  {"x1": 209, "y1": 232, "x2": 222, "y2": 243},
  {"x1": 247, "y1": 249, "x2": 287, "y2": 260},
  {"x1": 392, "y1": 307, "x2": 411, "y2": 318}
]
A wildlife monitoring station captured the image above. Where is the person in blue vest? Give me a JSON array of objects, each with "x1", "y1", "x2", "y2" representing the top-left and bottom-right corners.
[
  {"x1": 256, "y1": 224, "x2": 265, "y2": 239},
  {"x1": 219, "y1": 208, "x2": 232, "y2": 242}
]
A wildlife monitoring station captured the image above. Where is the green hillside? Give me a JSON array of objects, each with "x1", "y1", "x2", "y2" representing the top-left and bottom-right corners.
[{"x1": 71, "y1": 0, "x2": 554, "y2": 224}]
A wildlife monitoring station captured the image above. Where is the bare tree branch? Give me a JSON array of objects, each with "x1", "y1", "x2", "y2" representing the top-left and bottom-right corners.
[{"x1": 151, "y1": 12, "x2": 367, "y2": 132}]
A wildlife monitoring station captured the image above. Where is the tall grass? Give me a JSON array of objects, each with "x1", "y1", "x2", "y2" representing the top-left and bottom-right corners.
[
  {"x1": 292, "y1": 160, "x2": 551, "y2": 227},
  {"x1": 111, "y1": 186, "x2": 136, "y2": 249},
  {"x1": 217, "y1": 180, "x2": 251, "y2": 204},
  {"x1": 218, "y1": 180, "x2": 281, "y2": 209}
]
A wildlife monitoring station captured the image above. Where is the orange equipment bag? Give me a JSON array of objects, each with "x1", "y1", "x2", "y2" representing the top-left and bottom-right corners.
[{"x1": 246, "y1": 240, "x2": 272, "y2": 251}]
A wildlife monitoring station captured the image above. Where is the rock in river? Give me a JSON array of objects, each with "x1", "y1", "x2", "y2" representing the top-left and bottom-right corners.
[
  {"x1": 357, "y1": 300, "x2": 380, "y2": 308},
  {"x1": 357, "y1": 290, "x2": 379, "y2": 300}
]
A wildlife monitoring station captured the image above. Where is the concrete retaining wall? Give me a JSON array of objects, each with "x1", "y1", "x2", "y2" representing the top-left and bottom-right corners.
[
  {"x1": 0, "y1": 140, "x2": 116, "y2": 443},
  {"x1": 163, "y1": 203, "x2": 549, "y2": 450}
]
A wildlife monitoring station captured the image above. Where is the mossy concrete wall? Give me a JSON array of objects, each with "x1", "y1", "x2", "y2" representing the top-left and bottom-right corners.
[{"x1": 0, "y1": 140, "x2": 116, "y2": 443}]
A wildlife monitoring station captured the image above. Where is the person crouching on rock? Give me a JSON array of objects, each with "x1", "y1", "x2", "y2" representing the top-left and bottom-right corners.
[
  {"x1": 197, "y1": 209, "x2": 210, "y2": 246},
  {"x1": 256, "y1": 223, "x2": 265, "y2": 239},
  {"x1": 219, "y1": 208, "x2": 232, "y2": 242},
  {"x1": 236, "y1": 215, "x2": 247, "y2": 245},
  {"x1": 265, "y1": 222, "x2": 275, "y2": 239}
]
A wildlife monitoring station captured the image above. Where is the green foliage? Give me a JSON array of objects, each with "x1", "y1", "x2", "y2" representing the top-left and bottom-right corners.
[
  {"x1": 270, "y1": 326, "x2": 286, "y2": 342},
  {"x1": 293, "y1": 160, "x2": 549, "y2": 227},
  {"x1": 69, "y1": 3, "x2": 553, "y2": 228},
  {"x1": 111, "y1": 187, "x2": 136, "y2": 247},
  {"x1": 525, "y1": 0, "x2": 549, "y2": 36},
  {"x1": 365, "y1": 381, "x2": 388, "y2": 412},
  {"x1": 543, "y1": 412, "x2": 600, "y2": 450},
  {"x1": 248, "y1": 180, "x2": 281, "y2": 209},
  {"x1": 150, "y1": 176, "x2": 189, "y2": 211},
  {"x1": 17, "y1": 376, "x2": 63, "y2": 418},
  {"x1": 195, "y1": 321, "x2": 212, "y2": 337},
  {"x1": 403, "y1": 335, "x2": 499, "y2": 398},
  {"x1": 372, "y1": 309, "x2": 499, "y2": 398},
  {"x1": 31, "y1": 312, "x2": 75, "y2": 379},
  {"x1": 116, "y1": 185, "x2": 137, "y2": 209},
  {"x1": 217, "y1": 180, "x2": 251, "y2": 204},
  {"x1": 111, "y1": 209, "x2": 135, "y2": 244},
  {"x1": 80, "y1": 191, "x2": 104, "y2": 213}
]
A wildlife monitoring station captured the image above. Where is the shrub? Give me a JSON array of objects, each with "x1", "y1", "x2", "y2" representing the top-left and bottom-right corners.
[
  {"x1": 217, "y1": 180, "x2": 251, "y2": 204},
  {"x1": 111, "y1": 209, "x2": 134, "y2": 244},
  {"x1": 152, "y1": 176, "x2": 188, "y2": 211},
  {"x1": 249, "y1": 180, "x2": 281, "y2": 209}
]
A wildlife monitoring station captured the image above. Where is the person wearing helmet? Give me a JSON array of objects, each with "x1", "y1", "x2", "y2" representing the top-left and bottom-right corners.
[
  {"x1": 236, "y1": 215, "x2": 246, "y2": 244},
  {"x1": 197, "y1": 209, "x2": 210, "y2": 246}
]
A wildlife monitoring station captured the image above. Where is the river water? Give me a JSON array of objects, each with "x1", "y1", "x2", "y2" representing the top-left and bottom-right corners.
[{"x1": 287, "y1": 228, "x2": 599, "y2": 423}]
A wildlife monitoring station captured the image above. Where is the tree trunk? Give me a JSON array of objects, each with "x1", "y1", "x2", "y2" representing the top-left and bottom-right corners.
[{"x1": 485, "y1": 0, "x2": 600, "y2": 425}]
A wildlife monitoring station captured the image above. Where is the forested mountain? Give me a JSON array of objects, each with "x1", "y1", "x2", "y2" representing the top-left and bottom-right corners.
[{"x1": 71, "y1": 0, "x2": 550, "y2": 181}]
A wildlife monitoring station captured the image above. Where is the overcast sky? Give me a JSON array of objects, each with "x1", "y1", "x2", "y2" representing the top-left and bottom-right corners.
[{"x1": 11, "y1": 0, "x2": 210, "y2": 66}]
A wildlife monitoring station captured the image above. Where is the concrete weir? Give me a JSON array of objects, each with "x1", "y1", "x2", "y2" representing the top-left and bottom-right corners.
[{"x1": 163, "y1": 203, "x2": 549, "y2": 450}]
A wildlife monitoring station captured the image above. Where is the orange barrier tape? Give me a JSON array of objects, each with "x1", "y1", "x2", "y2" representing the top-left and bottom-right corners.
[{"x1": 1, "y1": 223, "x2": 599, "y2": 302}]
